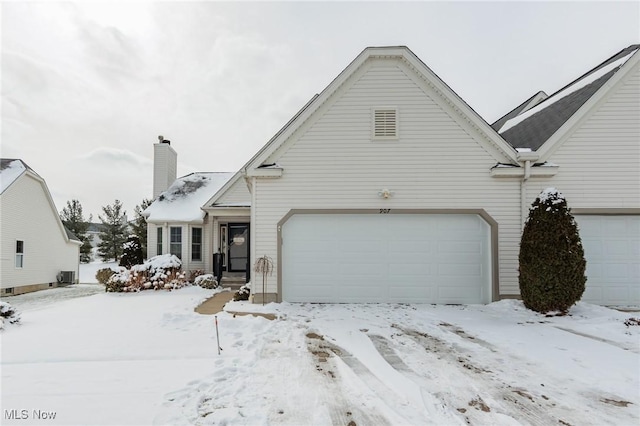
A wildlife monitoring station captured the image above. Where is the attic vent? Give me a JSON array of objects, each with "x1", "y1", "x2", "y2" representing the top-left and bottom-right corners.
[{"x1": 373, "y1": 108, "x2": 398, "y2": 139}]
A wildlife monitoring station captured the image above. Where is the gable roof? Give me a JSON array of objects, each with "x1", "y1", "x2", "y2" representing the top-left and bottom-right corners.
[
  {"x1": 1, "y1": 158, "x2": 38, "y2": 194},
  {"x1": 491, "y1": 91, "x2": 548, "y2": 133},
  {"x1": 143, "y1": 172, "x2": 234, "y2": 223},
  {"x1": 498, "y1": 44, "x2": 640, "y2": 151},
  {"x1": 1, "y1": 158, "x2": 81, "y2": 246},
  {"x1": 201, "y1": 170, "x2": 250, "y2": 208},
  {"x1": 243, "y1": 46, "x2": 520, "y2": 173}
]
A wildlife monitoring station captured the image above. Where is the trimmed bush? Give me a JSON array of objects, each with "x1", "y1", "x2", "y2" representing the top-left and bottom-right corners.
[
  {"x1": 519, "y1": 188, "x2": 586, "y2": 313},
  {"x1": 0, "y1": 301, "x2": 21, "y2": 329},
  {"x1": 107, "y1": 254, "x2": 188, "y2": 292},
  {"x1": 234, "y1": 283, "x2": 251, "y2": 301},
  {"x1": 194, "y1": 274, "x2": 218, "y2": 289},
  {"x1": 96, "y1": 268, "x2": 116, "y2": 285}
]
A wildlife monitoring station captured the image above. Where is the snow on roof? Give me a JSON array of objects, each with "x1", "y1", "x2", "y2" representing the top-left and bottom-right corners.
[
  {"x1": 0, "y1": 159, "x2": 27, "y2": 194},
  {"x1": 144, "y1": 172, "x2": 234, "y2": 222},
  {"x1": 499, "y1": 48, "x2": 638, "y2": 134}
]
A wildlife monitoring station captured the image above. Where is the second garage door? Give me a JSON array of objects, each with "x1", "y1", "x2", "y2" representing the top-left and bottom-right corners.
[
  {"x1": 281, "y1": 213, "x2": 492, "y2": 303},
  {"x1": 575, "y1": 215, "x2": 640, "y2": 306}
]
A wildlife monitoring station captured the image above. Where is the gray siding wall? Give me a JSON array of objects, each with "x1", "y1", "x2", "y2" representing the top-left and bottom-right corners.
[{"x1": 253, "y1": 58, "x2": 522, "y2": 297}]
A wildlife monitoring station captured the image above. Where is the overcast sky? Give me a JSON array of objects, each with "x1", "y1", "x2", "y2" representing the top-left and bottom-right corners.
[{"x1": 2, "y1": 1, "x2": 639, "y2": 220}]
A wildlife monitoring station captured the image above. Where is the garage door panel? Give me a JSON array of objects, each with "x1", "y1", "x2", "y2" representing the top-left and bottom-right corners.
[
  {"x1": 575, "y1": 215, "x2": 639, "y2": 306},
  {"x1": 438, "y1": 285, "x2": 482, "y2": 303},
  {"x1": 282, "y1": 213, "x2": 491, "y2": 303}
]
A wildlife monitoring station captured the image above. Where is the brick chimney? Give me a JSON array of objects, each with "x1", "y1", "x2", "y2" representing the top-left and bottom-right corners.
[{"x1": 153, "y1": 135, "x2": 177, "y2": 198}]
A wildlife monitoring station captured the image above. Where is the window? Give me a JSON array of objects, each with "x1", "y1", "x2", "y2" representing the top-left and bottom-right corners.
[
  {"x1": 15, "y1": 240, "x2": 24, "y2": 268},
  {"x1": 191, "y1": 228, "x2": 202, "y2": 261},
  {"x1": 170, "y1": 227, "x2": 182, "y2": 259},
  {"x1": 157, "y1": 227, "x2": 163, "y2": 255},
  {"x1": 372, "y1": 108, "x2": 398, "y2": 139}
]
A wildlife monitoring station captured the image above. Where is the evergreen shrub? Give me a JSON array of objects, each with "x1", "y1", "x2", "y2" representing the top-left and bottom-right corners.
[
  {"x1": 120, "y1": 236, "x2": 144, "y2": 268},
  {"x1": 519, "y1": 188, "x2": 586, "y2": 313}
]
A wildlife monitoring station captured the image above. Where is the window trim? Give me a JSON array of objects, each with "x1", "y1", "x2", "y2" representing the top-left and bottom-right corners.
[
  {"x1": 15, "y1": 240, "x2": 24, "y2": 268},
  {"x1": 169, "y1": 227, "x2": 182, "y2": 259},
  {"x1": 156, "y1": 227, "x2": 163, "y2": 256},
  {"x1": 371, "y1": 107, "x2": 399, "y2": 140},
  {"x1": 191, "y1": 227, "x2": 202, "y2": 262}
]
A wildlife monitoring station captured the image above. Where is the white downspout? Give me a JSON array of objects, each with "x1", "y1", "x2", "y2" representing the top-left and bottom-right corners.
[
  {"x1": 250, "y1": 177, "x2": 257, "y2": 293},
  {"x1": 521, "y1": 160, "x2": 531, "y2": 231}
]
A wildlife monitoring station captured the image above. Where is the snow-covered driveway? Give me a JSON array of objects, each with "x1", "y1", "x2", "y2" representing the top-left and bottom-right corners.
[
  {"x1": 159, "y1": 299, "x2": 639, "y2": 426},
  {"x1": 1, "y1": 287, "x2": 638, "y2": 426}
]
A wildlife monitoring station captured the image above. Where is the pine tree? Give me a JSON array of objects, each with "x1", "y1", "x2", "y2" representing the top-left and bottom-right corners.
[
  {"x1": 60, "y1": 199, "x2": 93, "y2": 262},
  {"x1": 120, "y1": 235, "x2": 144, "y2": 268},
  {"x1": 519, "y1": 188, "x2": 586, "y2": 313},
  {"x1": 98, "y1": 200, "x2": 128, "y2": 262},
  {"x1": 131, "y1": 198, "x2": 151, "y2": 258}
]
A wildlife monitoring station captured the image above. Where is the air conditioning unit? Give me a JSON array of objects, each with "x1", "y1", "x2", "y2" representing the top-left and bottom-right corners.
[{"x1": 59, "y1": 271, "x2": 75, "y2": 284}]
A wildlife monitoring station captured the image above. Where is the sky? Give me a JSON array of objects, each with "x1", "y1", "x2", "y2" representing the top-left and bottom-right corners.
[{"x1": 2, "y1": 1, "x2": 639, "y2": 220}]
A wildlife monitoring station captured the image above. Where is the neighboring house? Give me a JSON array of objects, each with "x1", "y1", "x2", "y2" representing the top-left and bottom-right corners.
[
  {"x1": 0, "y1": 159, "x2": 81, "y2": 296},
  {"x1": 492, "y1": 44, "x2": 640, "y2": 306},
  {"x1": 144, "y1": 140, "x2": 251, "y2": 277},
  {"x1": 146, "y1": 44, "x2": 639, "y2": 306}
]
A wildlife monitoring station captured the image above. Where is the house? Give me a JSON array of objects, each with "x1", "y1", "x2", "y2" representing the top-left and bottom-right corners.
[
  {"x1": 1, "y1": 159, "x2": 81, "y2": 296},
  {"x1": 147, "y1": 44, "x2": 639, "y2": 306},
  {"x1": 143, "y1": 140, "x2": 251, "y2": 280},
  {"x1": 492, "y1": 44, "x2": 640, "y2": 306}
]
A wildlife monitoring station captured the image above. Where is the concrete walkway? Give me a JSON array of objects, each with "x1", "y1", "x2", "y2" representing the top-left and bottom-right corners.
[
  {"x1": 194, "y1": 291, "x2": 235, "y2": 315},
  {"x1": 194, "y1": 290, "x2": 277, "y2": 320}
]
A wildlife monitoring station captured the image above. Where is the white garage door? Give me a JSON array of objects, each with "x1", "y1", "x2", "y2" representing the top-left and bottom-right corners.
[
  {"x1": 281, "y1": 214, "x2": 492, "y2": 303},
  {"x1": 575, "y1": 215, "x2": 640, "y2": 306}
]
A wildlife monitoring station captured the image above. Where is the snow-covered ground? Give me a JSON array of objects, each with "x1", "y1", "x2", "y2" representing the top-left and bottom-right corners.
[{"x1": 1, "y1": 281, "x2": 639, "y2": 425}]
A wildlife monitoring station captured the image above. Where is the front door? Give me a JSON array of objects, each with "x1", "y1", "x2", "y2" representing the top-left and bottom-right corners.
[{"x1": 228, "y1": 224, "x2": 249, "y2": 272}]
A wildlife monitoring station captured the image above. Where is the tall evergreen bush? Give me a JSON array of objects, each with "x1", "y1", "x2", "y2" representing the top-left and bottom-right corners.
[{"x1": 519, "y1": 188, "x2": 586, "y2": 313}]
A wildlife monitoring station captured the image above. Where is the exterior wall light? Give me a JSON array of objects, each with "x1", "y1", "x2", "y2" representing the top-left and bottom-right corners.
[{"x1": 378, "y1": 189, "x2": 394, "y2": 199}]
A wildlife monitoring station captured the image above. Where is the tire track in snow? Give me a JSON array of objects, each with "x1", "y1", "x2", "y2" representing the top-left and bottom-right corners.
[
  {"x1": 306, "y1": 332, "x2": 392, "y2": 426},
  {"x1": 552, "y1": 326, "x2": 640, "y2": 353},
  {"x1": 392, "y1": 324, "x2": 636, "y2": 426},
  {"x1": 391, "y1": 325, "x2": 570, "y2": 425}
]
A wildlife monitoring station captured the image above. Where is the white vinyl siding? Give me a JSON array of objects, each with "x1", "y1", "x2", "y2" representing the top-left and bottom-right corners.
[
  {"x1": 1, "y1": 173, "x2": 79, "y2": 291},
  {"x1": 529, "y1": 65, "x2": 640, "y2": 208},
  {"x1": 215, "y1": 177, "x2": 251, "y2": 206},
  {"x1": 253, "y1": 58, "x2": 522, "y2": 298}
]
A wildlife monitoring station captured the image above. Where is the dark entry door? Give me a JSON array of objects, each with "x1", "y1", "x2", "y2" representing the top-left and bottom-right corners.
[{"x1": 228, "y1": 224, "x2": 249, "y2": 272}]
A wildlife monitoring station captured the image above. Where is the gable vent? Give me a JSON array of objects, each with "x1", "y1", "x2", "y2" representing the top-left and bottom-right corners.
[{"x1": 373, "y1": 108, "x2": 398, "y2": 139}]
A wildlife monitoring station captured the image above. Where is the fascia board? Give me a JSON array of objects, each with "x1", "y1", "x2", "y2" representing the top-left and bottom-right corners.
[
  {"x1": 245, "y1": 167, "x2": 283, "y2": 178},
  {"x1": 537, "y1": 51, "x2": 640, "y2": 162},
  {"x1": 490, "y1": 165, "x2": 559, "y2": 178}
]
